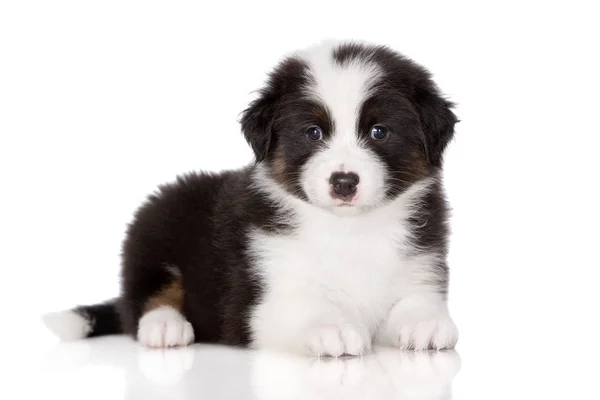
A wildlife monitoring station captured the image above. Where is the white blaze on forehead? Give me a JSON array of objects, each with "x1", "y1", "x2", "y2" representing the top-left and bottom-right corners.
[
  {"x1": 298, "y1": 43, "x2": 381, "y2": 146},
  {"x1": 293, "y1": 43, "x2": 387, "y2": 211}
]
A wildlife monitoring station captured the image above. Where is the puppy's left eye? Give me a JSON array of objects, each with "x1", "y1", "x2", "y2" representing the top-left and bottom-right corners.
[
  {"x1": 370, "y1": 125, "x2": 388, "y2": 140},
  {"x1": 306, "y1": 126, "x2": 324, "y2": 141}
]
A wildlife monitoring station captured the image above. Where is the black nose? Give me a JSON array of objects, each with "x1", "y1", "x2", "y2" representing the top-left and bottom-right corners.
[{"x1": 330, "y1": 172, "x2": 360, "y2": 199}]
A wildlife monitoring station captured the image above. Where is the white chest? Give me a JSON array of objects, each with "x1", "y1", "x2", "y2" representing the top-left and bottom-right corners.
[{"x1": 248, "y1": 205, "x2": 414, "y2": 325}]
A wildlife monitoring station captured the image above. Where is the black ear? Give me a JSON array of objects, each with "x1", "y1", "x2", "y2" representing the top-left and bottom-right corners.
[
  {"x1": 240, "y1": 91, "x2": 277, "y2": 163},
  {"x1": 415, "y1": 86, "x2": 458, "y2": 167}
]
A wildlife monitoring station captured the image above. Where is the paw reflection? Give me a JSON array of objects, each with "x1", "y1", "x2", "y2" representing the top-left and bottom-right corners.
[
  {"x1": 137, "y1": 345, "x2": 195, "y2": 385},
  {"x1": 251, "y1": 348, "x2": 460, "y2": 400}
]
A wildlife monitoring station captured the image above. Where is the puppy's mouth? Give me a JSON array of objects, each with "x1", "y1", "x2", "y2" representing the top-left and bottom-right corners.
[{"x1": 335, "y1": 203, "x2": 355, "y2": 207}]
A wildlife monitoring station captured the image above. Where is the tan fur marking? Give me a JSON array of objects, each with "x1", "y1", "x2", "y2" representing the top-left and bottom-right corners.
[
  {"x1": 144, "y1": 278, "x2": 184, "y2": 313},
  {"x1": 410, "y1": 149, "x2": 429, "y2": 178},
  {"x1": 311, "y1": 106, "x2": 328, "y2": 122},
  {"x1": 364, "y1": 106, "x2": 377, "y2": 119},
  {"x1": 272, "y1": 144, "x2": 286, "y2": 178},
  {"x1": 271, "y1": 144, "x2": 300, "y2": 194}
]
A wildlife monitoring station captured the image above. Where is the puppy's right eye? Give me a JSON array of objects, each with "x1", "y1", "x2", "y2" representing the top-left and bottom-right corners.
[
  {"x1": 306, "y1": 126, "x2": 324, "y2": 141},
  {"x1": 370, "y1": 125, "x2": 388, "y2": 141}
]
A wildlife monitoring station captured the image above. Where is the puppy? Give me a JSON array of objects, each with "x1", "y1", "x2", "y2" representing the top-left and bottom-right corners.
[{"x1": 43, "y1": 41, "x2": 459, "y2": 356}]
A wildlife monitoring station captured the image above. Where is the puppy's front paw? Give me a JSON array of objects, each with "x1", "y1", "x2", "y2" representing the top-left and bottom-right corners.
[
  {"x1": 378, "y1": 298, "x2": 458, "y2": 351},
  {"x1": 395, "y1": 314, "x2": 457, "y2": 350},
  {"x1": 307, "y1": 324, "x2": 371, "y2": 357},
  {"x1": 137, "y1": 306, "x2": 194, "y2": 348}
]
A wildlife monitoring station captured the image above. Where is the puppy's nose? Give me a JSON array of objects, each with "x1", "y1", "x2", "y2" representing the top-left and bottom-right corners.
[{"x1": 329, "y1": 172, "x2": 360, "y2": 199}]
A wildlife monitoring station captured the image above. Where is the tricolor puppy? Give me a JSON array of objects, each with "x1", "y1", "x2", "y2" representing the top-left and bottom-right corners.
[{"x1": 44, "y1": 41, "x2": 459, "y2": 356}]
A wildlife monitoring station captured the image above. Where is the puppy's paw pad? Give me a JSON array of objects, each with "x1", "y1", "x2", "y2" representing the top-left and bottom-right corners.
[
  {"x1": 307, "y1": 324, "x2": 371, "y2": 357},
  {"x1": 137, "y1": 306, "x2": 194, "y2": 348}
]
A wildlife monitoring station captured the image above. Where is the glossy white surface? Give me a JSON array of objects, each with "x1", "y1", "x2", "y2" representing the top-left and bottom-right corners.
[
  {"x1": 15, "y1": 330, "x2": 600, "y2": 399},
  {"x1": 32, "y1": 338, "x2": 460, "y2": 399}
]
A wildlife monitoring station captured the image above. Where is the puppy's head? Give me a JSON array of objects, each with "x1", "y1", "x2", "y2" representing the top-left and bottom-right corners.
[{"x1": 241, "y1": 41, "x2": 457, "y2": 215}]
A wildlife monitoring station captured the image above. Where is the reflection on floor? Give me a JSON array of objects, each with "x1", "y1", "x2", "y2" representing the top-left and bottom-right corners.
[{"x1": 41, "y1": 337, "x2": 460, "y2": 399}]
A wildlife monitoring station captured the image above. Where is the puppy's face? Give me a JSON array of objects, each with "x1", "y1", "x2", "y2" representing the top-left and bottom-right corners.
[{"x1": 241, "y1": 42, "x2": 457, "y2": 215}]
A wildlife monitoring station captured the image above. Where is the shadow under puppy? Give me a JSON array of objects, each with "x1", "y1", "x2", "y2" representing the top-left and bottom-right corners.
[{"x1": 44, "y1": 40, "x2": 459, "y2": 357}]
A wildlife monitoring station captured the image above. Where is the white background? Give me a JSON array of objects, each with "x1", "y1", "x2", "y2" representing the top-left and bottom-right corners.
[{"x1": 1, "y1": 1, "x2": 599, "y2": 399}]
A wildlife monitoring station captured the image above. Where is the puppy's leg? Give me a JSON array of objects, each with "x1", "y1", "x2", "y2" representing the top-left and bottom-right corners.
[
  {"x1": 128, "y1": 267, "x2": 194, "y2": 348},
  {"x1": 376, "y1": 258, "x2": 457, "y2": 351},
  {"x1": 376, "y1": 293, "x2": 457, "y2": 351},
  {"x1": 251, "y1": 294, "x2": 372, "y2": 357}
]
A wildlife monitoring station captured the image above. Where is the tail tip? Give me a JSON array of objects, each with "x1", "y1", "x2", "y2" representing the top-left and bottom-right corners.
[{"x1": 42, "y1": 310, "x2": 92, "y2": 341}]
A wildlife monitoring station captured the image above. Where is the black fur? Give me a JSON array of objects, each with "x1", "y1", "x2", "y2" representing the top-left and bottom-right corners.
[
  {"x1": 117, "y1": 168, "x2": 290, "y2": 344},
  {"x1": 240, "y1": 57, "x2": 313, "y2": 163},
  {"x1": 75, "y1": 300, "x2": 121, "y2": 337},
  {"x1": 335, "y1": 43, "x2": 457, "y2": 167}
]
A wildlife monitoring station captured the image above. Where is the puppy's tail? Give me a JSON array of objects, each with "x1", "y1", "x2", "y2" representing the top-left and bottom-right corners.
[{"x1": 42, "y1": 299, "x2": 122, "y2": 341}]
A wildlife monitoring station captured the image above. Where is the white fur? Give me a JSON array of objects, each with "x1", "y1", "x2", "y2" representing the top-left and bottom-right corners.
[
  {"x1": 249, "y1": 166, "x2": 455, "y2": 356},
  {"x1": 307, "y1": 323, "x2": 372, "y2": 357},
  {"x1": 42, "y1": 310, "x2": 92, "y2": 341},
  {"x1": 375, "y1": 293, "x2": 458, "y2": 350},
  {"x1": 299, "y1": 43, "x2": 386, "y2": 214},
  {"x1": 137, "y1": 306, "x2": 194, "y2": 348}
]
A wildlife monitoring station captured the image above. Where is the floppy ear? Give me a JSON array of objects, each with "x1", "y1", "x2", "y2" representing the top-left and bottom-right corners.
[
  {"x1": 415, "y1": 86, "x2": 458, "y2": 167},
  {"x1": 239, "y1": 92, "x2": 277, "y2": 163}
]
